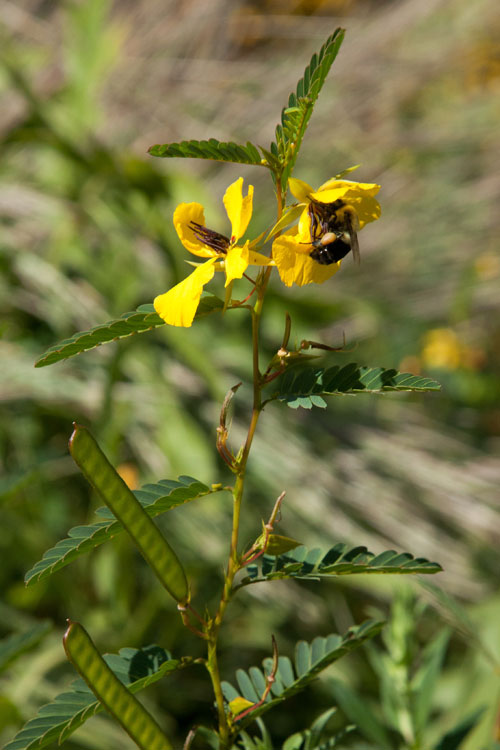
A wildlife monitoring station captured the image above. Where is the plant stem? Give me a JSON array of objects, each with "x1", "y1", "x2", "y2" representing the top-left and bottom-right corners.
[
  {"x1": 205, "y1": 179, "x2": 285, "y2": 748},
  {"x1": 206, "y1": 636, "x2": 229, "y2": 746},
  {"x1": 205, "y1": 291, "x2": 270, "y2": 748}
]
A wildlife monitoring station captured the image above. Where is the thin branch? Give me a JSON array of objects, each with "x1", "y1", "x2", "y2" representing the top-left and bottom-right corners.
[
  {"x1": 232, "y1": 636, "x2": 279, "y2": 722},
  {"x1": 242, "y1": 491, "x2": 286, "y2": 566}
]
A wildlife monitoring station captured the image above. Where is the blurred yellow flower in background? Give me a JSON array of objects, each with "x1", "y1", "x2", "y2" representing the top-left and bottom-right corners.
[
  {"x1": 474, "y1": 252, "x2": 500, "y2": 281},
  {"x1": 421, "y1": 328, "x2": 461, "y2": 370},
  {"x1": 116, "y1": 463, "x2": 139, "y2": 490}
]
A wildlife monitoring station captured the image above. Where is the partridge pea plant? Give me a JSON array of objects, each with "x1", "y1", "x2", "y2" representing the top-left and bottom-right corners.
[{"x1": 12, "y1": 28, "x2": 445, "y2": 750}]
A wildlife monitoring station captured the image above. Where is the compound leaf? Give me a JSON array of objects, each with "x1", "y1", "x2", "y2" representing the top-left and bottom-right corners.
[
  {"x1": 34, "y1": 297, "x2": 223, "y2": 367},
  {"x1": 3, "y1": 640, "x2": 180, "y2": 750},
  {"x1": 222, "y1": 621, "x2": 384, "y2": 730},
  {"x1": 242, "y1": 543, "x2": 442, "y2": 585},
  {"x1": 273, "y1": 28, "x2": 345, "y2": 187},
  {"x1": 269, "y1": 364, "x2": 441, "y2": 409},
  {"x1": 148, "y1": 139, "x2": 264, "y2": 166},
  {"x1": 25, "y1": 474, "x2": 216, "y2": 586}
]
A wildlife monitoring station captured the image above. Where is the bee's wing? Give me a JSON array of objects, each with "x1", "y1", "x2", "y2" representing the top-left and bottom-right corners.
[
  {"x1": 350, "y1": 230, "x2": 360, "y2": 264},
  {"x1": 345, "y1": 212, "x2": 360, "y2": 264}
]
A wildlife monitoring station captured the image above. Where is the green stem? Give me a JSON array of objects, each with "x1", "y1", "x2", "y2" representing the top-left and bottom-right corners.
[
  {"x1": 206, "y1": 637, "x2": 229, "y2": 745},
  {"x1": 204, "y1": 178, "x2": 284, "y2": 748}
]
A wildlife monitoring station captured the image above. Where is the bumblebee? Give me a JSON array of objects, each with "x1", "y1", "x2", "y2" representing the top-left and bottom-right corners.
[{"x1": 307, "y1": 198, "x2": 360, "y2": 266}]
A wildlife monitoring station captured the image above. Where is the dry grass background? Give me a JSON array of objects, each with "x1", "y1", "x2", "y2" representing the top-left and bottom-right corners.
[{"x1": 1, "y1": 0, "x2": 500, "y2": 747}]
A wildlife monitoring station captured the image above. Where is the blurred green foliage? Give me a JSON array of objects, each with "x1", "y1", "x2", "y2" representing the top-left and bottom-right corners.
[{"x1": 1, "y1": 0, "x2": 499, "y2": 747}]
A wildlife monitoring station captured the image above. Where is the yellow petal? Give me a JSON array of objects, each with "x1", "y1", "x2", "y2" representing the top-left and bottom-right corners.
[
  {"x1": 154, "y1": 258, "x2": 217, "y2": 327},
  {"x1": 347, "y1": 193, "x2": 381, "y2": 228},
  {"x1": 173, "y1": 203, "x2": 215, "y2": 258},
  {"x1": 223, "y1": 178, "x2": 253, "y2": 242},
  {"x1": 310, "y1": 180, "x2": 381, "y2": 229},
  {"x1": 316, "y1": 178, "x2": 380, "y2": 197},
  {"x1": 309, "y1": 180, "x2": 349, "y2": 203},
  {"x1": 298, "y1": 206, "x2": 313, "y2": 241},
  {"x1": 224, "y1": 245, "x2": 249, "y2": 286},
  {"x1": 224, "y1": 242, "x2": 273, "y2": 286},
  {"x1": 288, "y1": 177, "x2": 314, "y2": 202},
  {"x1": 272, "y1": 233, "x2": 340, "y2": 287}
]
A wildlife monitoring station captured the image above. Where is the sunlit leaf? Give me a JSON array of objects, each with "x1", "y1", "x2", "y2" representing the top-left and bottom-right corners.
[
  {"x1": 34, "y1": 297, "x2": 223, "y2": 367},
  {"x1": 148, "y1": 139, "x2": 264, "y2": 166}
]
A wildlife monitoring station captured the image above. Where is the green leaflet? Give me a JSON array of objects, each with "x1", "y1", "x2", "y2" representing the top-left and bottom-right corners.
[
  {"x1": 63, "y1": 623, "x2": 172, "y2": 750},
  {"x1": 34, "y1": 297, "x2": 223, "y2": 367},
  {"x1": 148, "y1": 138, "x2": 264, "y2": 166},
  {"x1": 24, "y1": 475, "x2": 215, "y2": 586},
  {"x1": 242, "y1": 543, "x2": 442, "y2": 584},
  {"x1": 69, "y1": 424, "x2": 189, "y2": 603},
  {"x1": 222, "y1": 620, "x2": 384, "y2": 730},
  {"x1": 269, "y1": 364, "x2": 441, "y2": 409},
  {"x1": 4, "y1": 643, "x2": 180, "y2": 750}
]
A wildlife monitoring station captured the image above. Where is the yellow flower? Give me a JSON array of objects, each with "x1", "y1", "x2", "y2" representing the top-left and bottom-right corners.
[
  {"x1": 154, "y1": 178, "x2": 272, "y2": 327},
  {"x1": 421, "y1": 328, "x2": 461, "y2": 370},
  {"x1": 272, "y1": 177, "x2": 381, "y2": 287}
]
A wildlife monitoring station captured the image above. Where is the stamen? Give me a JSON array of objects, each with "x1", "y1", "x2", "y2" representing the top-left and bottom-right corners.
[{"x1": 189, "y1": 221, "x2": 230, "y2": 254}]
